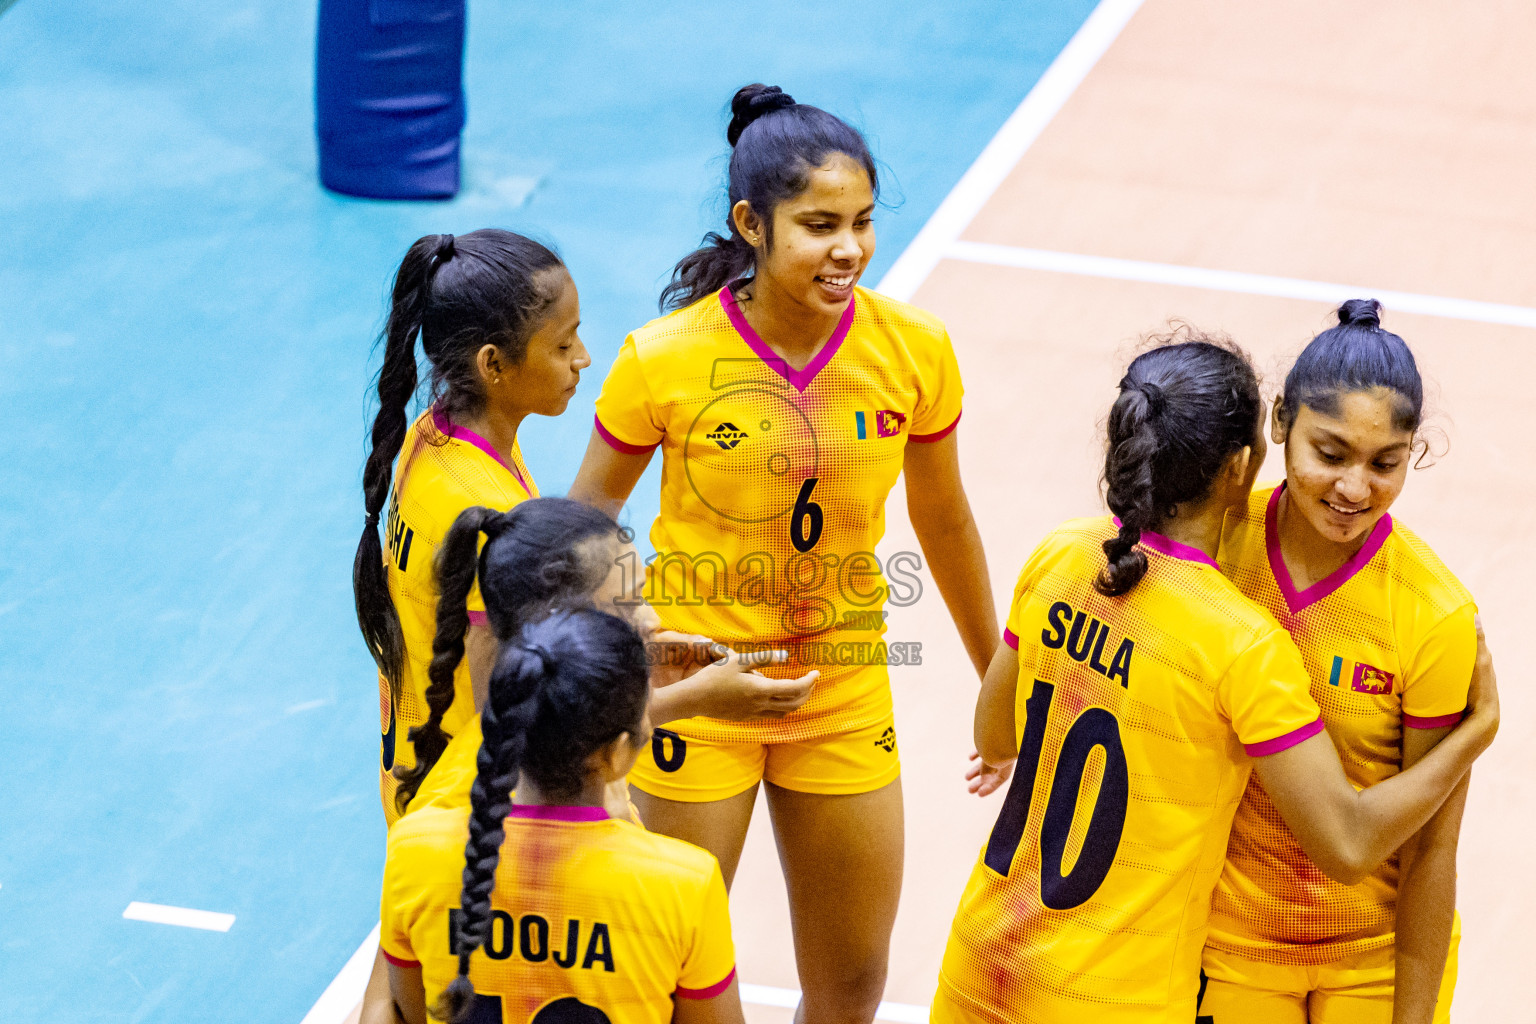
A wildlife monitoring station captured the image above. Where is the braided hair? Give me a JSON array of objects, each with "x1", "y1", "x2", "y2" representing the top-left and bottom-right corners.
[
  {"x1": 437, "y1": 609, "x2": 649, "y2": 1023},
  {"x1": 660, "y1": 83, "x2": 879, "y2": 311},
  {"x1": 391, "y1": 498, "x2": 623, "y2": 815},
  {"x1": 1097, "y1": 329, "x2": 1262, "y2": 596},
  {"x1": 354, "y1": 229, "x2": 565, "y2": 698}
]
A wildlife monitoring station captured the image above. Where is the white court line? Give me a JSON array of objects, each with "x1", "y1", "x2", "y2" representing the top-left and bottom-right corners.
[
  {"x1": 298, "y1": 924, "x2": 379, "y2": 1024},
  {"x1": 946, "y1": 241, "x2": 1536, "y2": 329},
  {"x1": 122, "y1": 901, "x2": 235, "y2": 932},
  {"x1": 298, "y1": 0, "x2": 1139, "y2": 1018},
  {"x1": 740, "y1": 983, "x2": 928, "y2": 1023},
  {"x1": 875, "y1": 0, "x2": 1145, "y2": 301}
]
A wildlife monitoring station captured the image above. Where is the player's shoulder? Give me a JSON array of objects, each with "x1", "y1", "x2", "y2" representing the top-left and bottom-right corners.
[
  {"x1": 386, "y1": 805, "x2": 470, "y2": 866},
  {"x1": 853, "y1": 287, "x2": 949, "y2": 345},
  {"x1": 1013, "y1": 516, "x2": 1118, "y2": 591},
  {"x1": 612, "y1": 822, "x2": 723, "y2": 891},
  {"x1": 401, "y1": 419, "x2": 523, "y2": 513},
  {"x1": 1380, "y1": 517, "x2": 1475, "y2": 615},
  {"x1": 628, "y1": 290, "x2": 731, "y2": 352},
  {"x1": 1039, "y1": 515, "x2": 1118, "y2": 560}
]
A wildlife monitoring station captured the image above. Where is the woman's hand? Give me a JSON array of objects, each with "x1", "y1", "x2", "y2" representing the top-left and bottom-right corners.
[
  {"x1": 647, "y1": 642, "x2": 817, "y2": 724},
  {"x1": 645, "y1": 630, "x2": 786, "y2": 688},
  {"x1": 682, "y1": 652, "x2": 819, "y2": 721},
  {"x1": 965, "y1": 749, "x2": 1015, "y2": 797}
]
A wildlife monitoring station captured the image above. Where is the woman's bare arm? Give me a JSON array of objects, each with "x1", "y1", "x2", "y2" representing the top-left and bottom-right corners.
[{"x1": 903, "y1": 432, "x2": 998, "y2": 678}]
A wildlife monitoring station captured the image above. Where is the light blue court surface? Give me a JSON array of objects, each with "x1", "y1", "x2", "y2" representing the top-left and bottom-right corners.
[{"x1": 0, "y1": 1, "x2": 1096, "y2": 1019}]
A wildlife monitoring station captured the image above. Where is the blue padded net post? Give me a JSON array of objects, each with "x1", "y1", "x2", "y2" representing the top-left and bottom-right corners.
[{"x1": 315, "y1": 0, "x2": 467, "y2": 200}]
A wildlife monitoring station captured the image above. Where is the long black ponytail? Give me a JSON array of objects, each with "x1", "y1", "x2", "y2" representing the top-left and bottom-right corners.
[
  {"x1": 437, "y1": 609, "x2": 649, "y2": 1023},
  {"x1": 660, "y1": 83, "x2": 879, "y2": 311},
  {"x1": 353, "y1": 230, "x2": 565, "y2": 698},
  {"x1": 392, "y1": 498, "x2": 622, "y2": 815},
  {"x1": 1097, "y1": 329, "x2": 1263, "y2": 596}
]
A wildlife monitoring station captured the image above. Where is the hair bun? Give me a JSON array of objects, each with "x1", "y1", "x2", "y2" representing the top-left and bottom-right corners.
[
  {"x1": 1337, "y1": 298, "x2": 1382, "y2": 330},
  {"x1": 727, "y1": 83, "x2": 796, "y2": 147}
]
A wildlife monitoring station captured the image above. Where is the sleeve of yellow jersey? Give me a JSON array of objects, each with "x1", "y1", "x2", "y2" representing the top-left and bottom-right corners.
[
  {"x1": 1218, "y1": 627, "x2": 1325, "y2": 756},
  {"x1": 378, "y1": 821, "x2": 426, "y2": 969},
  {"x1": 1001, "y1": 535, "x2": 1060, "y2": 651},
  {"x1": 1001, "y1": 565, "x2": 1033, "y2": 651},
  {"x1": 907, "y1": 327, "x2": 964, "y2": 442},
  {"x1": 593, "y1": 334, "x2": 665, "y2": 453},
  {"x1": 674, "y1": 860, "x2": 737, "y2": 1000},
  {"x1": 465, "y1": 524, "x2": 493, "y2": 622},
  {"x1": 1401, "y1": 601, "x2": 1477, "y2": 728}
]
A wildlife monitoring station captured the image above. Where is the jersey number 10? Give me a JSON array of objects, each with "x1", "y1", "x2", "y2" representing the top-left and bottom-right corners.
[{"x1": 983, "y1": 679, "x2": 1129, "y2": 910}]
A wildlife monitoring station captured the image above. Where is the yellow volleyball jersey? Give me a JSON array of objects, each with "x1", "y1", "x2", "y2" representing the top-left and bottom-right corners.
[
  {"x1": 381, "y1": 804, "x2": 736, "y2": 1023},
  {"x1": 592, "y1": 284, "x2": 962, "y2": 741},
  {"x1": 937, "y1": 517, "x2": 1322, "y2": 1023},
  {"x1": 1207, "y1": 483, "x2": 1476, "y2": 964},
  {"x1": 379, "y1": 408, "x2": 537, "y2": 825}
]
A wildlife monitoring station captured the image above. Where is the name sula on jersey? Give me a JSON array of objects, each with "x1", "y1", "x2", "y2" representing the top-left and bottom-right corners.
[{"x1": 1040, "y1": 601, "x2": 1136, "y2": 689}]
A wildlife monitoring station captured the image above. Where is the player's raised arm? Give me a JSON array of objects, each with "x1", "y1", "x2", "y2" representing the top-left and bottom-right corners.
[{"x1": 1252, "y1": 629, "x2": 1497, "y2": 884}]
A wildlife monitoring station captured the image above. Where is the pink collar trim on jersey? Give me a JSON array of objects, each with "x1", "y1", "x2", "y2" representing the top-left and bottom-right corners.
[
  {"x1": 1111, "y1": 518, "x2": 1220, "y2": 569},
  {"x1": 1265, "y1": 482, "x2": 1392, "y2": 614},
  {"x1": 432, "y1": 406, "x2": 531, "y2": 494},
  {"x1": 718, "y1": 281, "x2": 855, "y2": 393},
  {"x1": 507, "y1": 804, "x2": 609, "y2": 822}
]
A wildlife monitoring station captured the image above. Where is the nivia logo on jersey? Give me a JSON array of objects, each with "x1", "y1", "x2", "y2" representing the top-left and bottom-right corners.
[
  {"x1": 706, "y1": 422, "x2": 749, "y2": 450},
  {"x1": 854, "y1": 409, "x2": 906, "y2": 439}
]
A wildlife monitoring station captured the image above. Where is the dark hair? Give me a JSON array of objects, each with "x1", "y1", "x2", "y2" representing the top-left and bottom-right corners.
[
  {"x1": 354, "y1": 230, "x2": 566, "y2": 698},
  {"x1": 660, "y1": 83, "x2": 879, "y2": 311},
  {"x1": 390, "y1": 498, "x2": 622, "y2": 814},
  {"x1": 1098, "y1": 330, "x2": 1263, "y2": 596},
  {"x1": 1276, "y1": 299, "x2": 1423, "y2": 435},
  {"x1": 437, "y1": 608, "x2": 649, "y2": 1024}
]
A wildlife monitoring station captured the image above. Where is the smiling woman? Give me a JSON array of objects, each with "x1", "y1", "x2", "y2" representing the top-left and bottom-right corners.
[
  {"x1": 568, "y1": 84, "x2": 1001, "y2": 1023},
  {"x1": 1202, "y1": 300, "x2": 1480, "y2": 1024}
]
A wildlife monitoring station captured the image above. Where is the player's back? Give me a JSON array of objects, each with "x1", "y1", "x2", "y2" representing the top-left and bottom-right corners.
[
  {"x1": 378, "y1": 409, "x2": 536, "y2": 822},
  {"x1": 936, "y1": 517, "x2": 1320, "y2": 1024},
  {"x1": 382, "y1": 804, "x2": 735, "y2": 1024}
]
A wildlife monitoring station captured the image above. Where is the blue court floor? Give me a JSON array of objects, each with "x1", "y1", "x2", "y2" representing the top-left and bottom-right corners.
[{"x1": 0, "y1": 1, "x2": 1096, "y2": 1019}]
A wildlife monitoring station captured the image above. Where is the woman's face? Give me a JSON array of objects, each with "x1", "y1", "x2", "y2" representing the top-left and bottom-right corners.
[
  {"x1": 1276, "y1": 387, "x2": 1413, "y2": 548},
  {"x1": 741, "y1": 154, "x2": 875, "y2": 318},
  {"x1": 487, "y1": 267, "x2": 590, "y2": 418}
]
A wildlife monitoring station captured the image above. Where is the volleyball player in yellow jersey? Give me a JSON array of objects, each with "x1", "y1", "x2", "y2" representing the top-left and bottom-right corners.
[
  {"x1": 570, "y1": 85, "x2": 998, "y2": 1021},
  {"x1": 353, "y1": 229, "x2": 590, "y2": 826},
  {"x1": 935, "y1": 334, "x2": 1497, "y2": 1024},
  {"x1": 1201, "y1": 301, "x2": 1480, "y2": 1024},
  {"x1": 381, "y1": 607, "x2": 745, "y2": 1024}
]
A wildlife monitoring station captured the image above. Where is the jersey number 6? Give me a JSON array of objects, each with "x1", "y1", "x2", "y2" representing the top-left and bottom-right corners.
[
  {"x1": 790, "y1": 477, "x2": 823, "y2": 552},
  {"x1": 983, "y1": 679, "x2": 1129, "y2": 910}
]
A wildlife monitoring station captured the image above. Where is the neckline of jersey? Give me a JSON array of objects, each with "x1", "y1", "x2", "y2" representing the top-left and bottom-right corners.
[
  {"x1": 431, "y1": 406, "x2": 531, "y2": 495},
  {"x1": 717, "y1": 280, "x2": 856, "y2": 393},
  {"x1": 1111, "y1": 517, "x2": 1219, "y2": 569},
  {"x1": 506, "y1": 804, "x2": 609, "y2": 822},
  {"x1": 1264, "y1": 481, "x2": 1393, "y2": 614}
]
